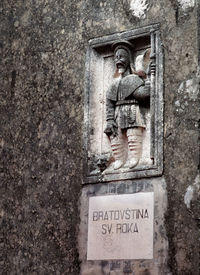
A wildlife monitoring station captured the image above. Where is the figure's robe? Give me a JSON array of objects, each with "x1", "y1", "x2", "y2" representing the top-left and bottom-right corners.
[{"x1": 105, "y1": 74, "x2": 150, "y2": 130}]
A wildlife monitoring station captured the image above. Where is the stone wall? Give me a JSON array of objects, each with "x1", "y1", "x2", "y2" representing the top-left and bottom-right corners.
[
  {"x1": 0, "y1": 0, "x2": 199, "y2": 274},
  {"x1": 0, "y1": 1, "x2": 82, "y2": 274}
]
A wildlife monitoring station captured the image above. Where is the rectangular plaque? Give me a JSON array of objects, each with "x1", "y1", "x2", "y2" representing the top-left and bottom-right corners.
[{"x1": 87, "y1": 192, "x2": 154, "y2": 260}]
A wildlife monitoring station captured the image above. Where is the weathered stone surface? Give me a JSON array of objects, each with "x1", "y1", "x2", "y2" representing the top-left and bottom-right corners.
[
  {"x1": 0, "y1": 0, "x2": 199, "y2": 274},
  {"x1": 0, "y1": 1, "x2": 83, "y2": 274}
]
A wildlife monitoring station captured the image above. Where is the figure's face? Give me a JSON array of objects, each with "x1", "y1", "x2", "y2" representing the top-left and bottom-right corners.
[{"x1": 114, "y1": 48, "x2": 130, "y2": 73}]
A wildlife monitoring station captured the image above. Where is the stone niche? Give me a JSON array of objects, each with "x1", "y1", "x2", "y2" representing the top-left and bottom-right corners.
[
  {"x1": 80, "y1": 24, "x2": 168, "y2": 275},
  {"x1": 83, "y1": 24, "x2": 163, "y2": 184}
]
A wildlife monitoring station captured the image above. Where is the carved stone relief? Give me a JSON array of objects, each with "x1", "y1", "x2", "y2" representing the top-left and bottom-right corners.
[{"x1": 83, "y1": 24, "x2": 163, "y2": 183}]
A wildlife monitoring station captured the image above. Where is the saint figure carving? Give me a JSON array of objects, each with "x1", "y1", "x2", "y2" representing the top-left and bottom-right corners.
[{"x1": 104, "y1": 41, "x2": 151, "y2": 170}]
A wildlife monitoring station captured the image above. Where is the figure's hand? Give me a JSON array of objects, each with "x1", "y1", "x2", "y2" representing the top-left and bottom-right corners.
[
  {"x1": 135, "y1": 70, "x2": 146, "y2": 79},
  {"x1": 104, "y1": 120, "x2": 118, "y2": 136}
]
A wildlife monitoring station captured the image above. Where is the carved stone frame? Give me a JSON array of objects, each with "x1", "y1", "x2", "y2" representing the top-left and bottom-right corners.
[{"x1": 83, "y1": 24, "x2": 163, "y2": 184}]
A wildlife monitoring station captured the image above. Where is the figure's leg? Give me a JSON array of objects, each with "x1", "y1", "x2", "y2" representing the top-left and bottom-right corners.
[
  {"x1": 110, "y1": 130, "x2": 125, "y2": 170},
  {"x1": 126, "y1": 127, "x2": 143, "y2": 169}
]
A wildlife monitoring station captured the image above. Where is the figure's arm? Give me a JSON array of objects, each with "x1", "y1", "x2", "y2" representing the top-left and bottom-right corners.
[
  {"x1": 132, "y1": 62, "x2": 155, "y2": 100},
  {"x1": 133, "y1": 82, "x2": 150, "y2": 100},
  {"x1": 104, "y1": 98, "x2": 117, "y2": 136}
]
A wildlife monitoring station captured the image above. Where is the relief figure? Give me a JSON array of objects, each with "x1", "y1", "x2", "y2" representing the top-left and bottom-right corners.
[{"x1": 104, "y1": 41, "x2": 153, "y2": 170}]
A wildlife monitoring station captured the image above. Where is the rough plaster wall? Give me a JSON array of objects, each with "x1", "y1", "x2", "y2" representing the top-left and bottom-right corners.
[
  {"x1": 163, "y1": 2, "x2": 199, "y2": 273},
  {"x1": 0, "y1": 0, "x2": 199, "y2": 274},
  {"x1": 0, "y1": 1, "x2": 82, "y2": 274}
]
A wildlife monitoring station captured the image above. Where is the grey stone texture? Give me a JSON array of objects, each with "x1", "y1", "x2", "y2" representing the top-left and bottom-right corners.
[{"x1": 0, "y1": 0, "x2": 199, "y2": 275}]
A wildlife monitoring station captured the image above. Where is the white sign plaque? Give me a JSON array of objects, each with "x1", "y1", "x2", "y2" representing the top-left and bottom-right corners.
[{"x1": 87, "y1": 192, "x2": 154, "y2": 260}]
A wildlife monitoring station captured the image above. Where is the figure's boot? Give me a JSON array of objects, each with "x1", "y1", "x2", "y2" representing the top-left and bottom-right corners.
[
  {"x1": 110, "y1": 133, "x2": 124, "y2": 170},
  {"x1": 127, "y1": 128, "x2": 143, "y2": 169}
]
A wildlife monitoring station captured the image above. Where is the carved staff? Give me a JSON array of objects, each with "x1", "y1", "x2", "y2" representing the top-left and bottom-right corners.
[{"x1": 150, "y1": 29, "x2": 156, "y2": 161}]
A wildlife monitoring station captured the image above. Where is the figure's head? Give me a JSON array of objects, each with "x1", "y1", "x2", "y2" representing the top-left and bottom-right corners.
[
  {"x1": 112, "y1": 40, "x2": 134, "y2": 76},
  {"x1": 114, "y1": 48, "x2": 130, "y2": 74}
]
